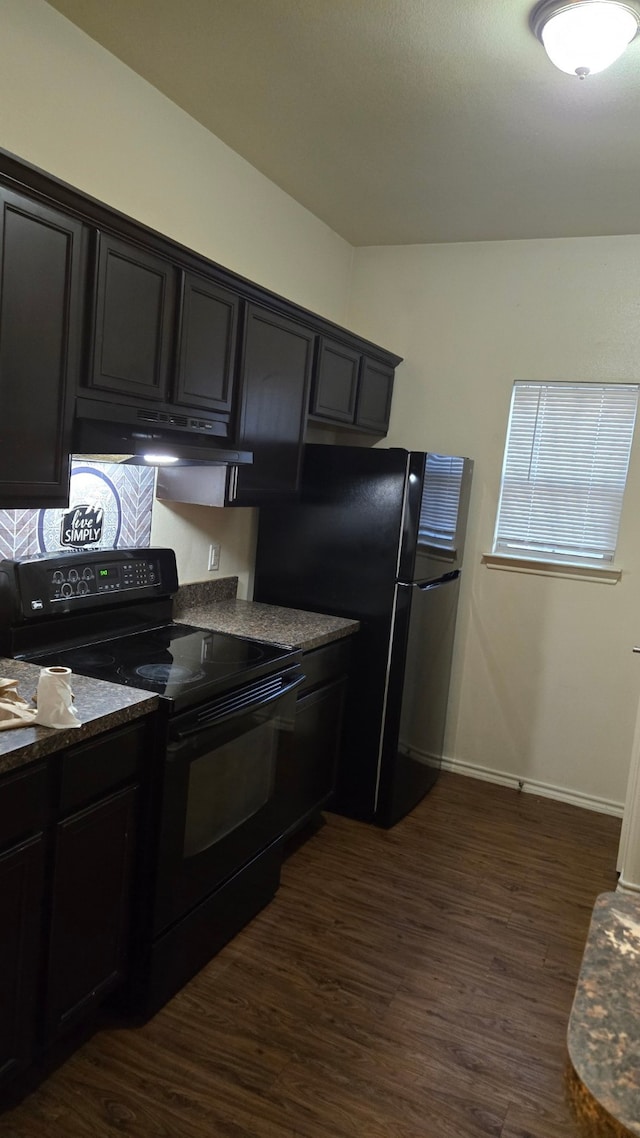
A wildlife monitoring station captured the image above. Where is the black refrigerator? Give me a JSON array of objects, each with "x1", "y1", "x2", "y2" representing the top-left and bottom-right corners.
[{"x1": 254, "y1": 445, "x2": 473, "y2": 827}]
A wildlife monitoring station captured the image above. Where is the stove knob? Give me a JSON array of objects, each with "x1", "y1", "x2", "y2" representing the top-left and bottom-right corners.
[
  {"x1": 52, "y1": 570, "x2": 64, "y2": 584},
  {"x1": 68, "y1": 568, "x2": 79, "y2": 583},
  {"x1": 61, "y1": 582, "x2": 73, "y2": 597},
  {"x1": 77, "y1": 580, "x2": 89, "y2": 595},
  {"x1": 82, "y1": 567, "x2": 95, "y2": 580}
]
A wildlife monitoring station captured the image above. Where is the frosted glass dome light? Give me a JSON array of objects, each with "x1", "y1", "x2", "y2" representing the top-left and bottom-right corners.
[{"x1": 530, "y1": 0, "x2": 640, "y2": 77}]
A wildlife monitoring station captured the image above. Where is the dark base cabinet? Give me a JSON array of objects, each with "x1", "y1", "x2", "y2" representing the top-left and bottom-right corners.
[
  {"x1": 0, "y1": 717, "x2": 151, "y2": 1095},
  {"x1": 278, "y1": 638, "x2": 351, "y2": 838},
  {"x1": 0, "y1": 834, "x2": 45, "y2": 1086},
  {"x1": 0, "y1": 761, "x2": 48, "y2": 1088},
  {"x1": 287, "y1": 678, "x2": 346, "y2": 828},
  {"x1": 45, "y1": 784, "x2": 137, "y2": 1042}
]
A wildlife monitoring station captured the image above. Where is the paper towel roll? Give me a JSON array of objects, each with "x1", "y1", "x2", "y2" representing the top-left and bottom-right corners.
[{"x1": 35, "y1": 666, "x2": 81, "y2": 729}]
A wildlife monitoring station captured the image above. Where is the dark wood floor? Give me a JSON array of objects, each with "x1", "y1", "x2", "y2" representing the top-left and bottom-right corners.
[{"x1": 1, "y1": 773, "x2": 621, "y2": 1138}]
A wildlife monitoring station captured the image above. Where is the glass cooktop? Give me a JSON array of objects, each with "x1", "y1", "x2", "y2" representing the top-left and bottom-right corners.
[{"x1": 26, "y1": 623, "x2": 295, "y2": 710}]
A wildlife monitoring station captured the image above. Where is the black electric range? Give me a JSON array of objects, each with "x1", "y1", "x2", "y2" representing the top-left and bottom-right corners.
[
  {"x1": 0, "y1": 546, "x2": 305, "y2": 1016},
  {"x1": 24, "y1": 622, "x2": 294, "y2": 713},
  {"x1": 0, "y1": 547, "x2": 297, "y2": 712}
]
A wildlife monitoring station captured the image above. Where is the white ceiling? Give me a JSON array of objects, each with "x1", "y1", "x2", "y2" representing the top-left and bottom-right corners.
[{"x1": 45, "y1": 0, "x2": 640, "y2": 246}]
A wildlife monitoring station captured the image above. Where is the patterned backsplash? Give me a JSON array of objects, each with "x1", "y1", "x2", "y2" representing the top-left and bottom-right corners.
[{"x1": 0, "y1": 461, "x2": 155, "y2": 560}]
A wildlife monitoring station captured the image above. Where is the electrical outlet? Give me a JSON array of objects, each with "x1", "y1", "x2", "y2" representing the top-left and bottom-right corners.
[{"x1": 208, "y1": 542, "x2": 221, "y2": 572}]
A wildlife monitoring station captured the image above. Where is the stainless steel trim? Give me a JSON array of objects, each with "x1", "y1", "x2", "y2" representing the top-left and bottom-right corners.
[
  {"x1": 395, "y1": 453, "x2": 412, "y2": 580},
  {"x1": 228, "y1": 465, "x2": 239, "y2": 502},
  {"x1": 372, "y1": 454, "x2": 413, "y2": 813},
  {"x1": 373, "y1": 581, "x2": 402, "y2": 813}
]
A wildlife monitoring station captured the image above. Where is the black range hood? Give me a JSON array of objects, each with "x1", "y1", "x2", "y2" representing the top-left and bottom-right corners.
[{"x1": 73, "y1": 397, "x2": 253, "y2": 467}]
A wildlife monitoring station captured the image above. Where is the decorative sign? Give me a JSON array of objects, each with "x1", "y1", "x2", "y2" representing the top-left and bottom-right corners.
[
  {"x1": 38, "y1": 466, "x2": 121, "y2": 554},
  {"x1": 0, "y1": 461, "x2": 154, "y2": 561},
  {"x1": 60, "y1": 504, "x2": 105, "y2": 548}
]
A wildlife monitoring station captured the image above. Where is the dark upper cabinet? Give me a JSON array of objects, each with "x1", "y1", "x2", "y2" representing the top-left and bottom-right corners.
[
  {"x1": 0, "y1": 155, "x2": 401, "y2": 509},
  {"x1": 87, "y1": 235, "x2": 240, "y2": 425},
  {"x1": 89, "y1": 232, "x2": 177, "y2": 401},
  {"x1": 231, "y1": 304, "x2": 315, "y2": 506},
  {"x1": 0, "y1": 189, "x2": 85, "y2": 508},
  {"x1": 355, "y1": 357, "x2": 395, "y2": 433},
  {"x1": 310, "y1": 337, "x2": 359, "y2": 424},
  {"x1": 309, "y1": 336, "x2": 396, "y2": 436},
  {"x1": 174, "y1": 272, "x2": 239, "y2": 414}
]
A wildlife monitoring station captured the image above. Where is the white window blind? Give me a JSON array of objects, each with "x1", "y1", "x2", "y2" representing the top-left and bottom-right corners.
[
  {"x1": 419, "y1": 453, "x2": 465, "y2": 552},
  {"x1": 493, "y1": 381, "x2": 638, "y2": 566}
]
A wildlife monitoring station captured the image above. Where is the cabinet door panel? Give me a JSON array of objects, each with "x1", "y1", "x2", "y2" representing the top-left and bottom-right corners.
[
  {"x1": 0, "y1": 762, "x2": 48, "y2": 848},
  {"x1": 355, "y1": 358, "x2": 394, "y2": 434},
  {"x1": 0, "y1": 190, "x2": 84, "y2": 506},
  {"x1": 233, "y1": 305, "x2": 314, "y2": 505},
  {"x1": 0, "y1": 834, "x2": 45, "y2": 1084},
  {"x1": 90, "y1": 234, "x2": 175, "y2": 400},
  {"x1": 175, "y1": 272, "x2": 239, "y2": 413},
  {"x1": 310, "y1": 338, "x2": 358, "y2": 423},
  {"x1": 279, "y1": 678, "x2": 346, "y2": 836},
  {"x1": 45, "y1": 785, "x2": 137, "y2": 1040}
]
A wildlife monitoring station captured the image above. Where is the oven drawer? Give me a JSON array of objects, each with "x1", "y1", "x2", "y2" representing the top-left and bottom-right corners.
[{"x1": 59, "y1": 721, "x2": 146, "y2": 814}]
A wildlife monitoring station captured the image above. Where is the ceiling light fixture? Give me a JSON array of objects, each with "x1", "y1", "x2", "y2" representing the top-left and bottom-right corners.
[{"x1": 530, "y1": 0, "x2": 640, "y2": 77}]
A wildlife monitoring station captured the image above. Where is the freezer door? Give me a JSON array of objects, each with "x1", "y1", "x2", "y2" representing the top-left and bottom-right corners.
[
  {"x1": 376, "y1": 573, "x2": 461, "y2": 826},
  {"x1": 255, "y1": 443, "x2": 409, "y2": 620}
]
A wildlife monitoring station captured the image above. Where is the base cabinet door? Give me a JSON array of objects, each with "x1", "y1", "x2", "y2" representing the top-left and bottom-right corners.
[
  {"x1": 45, "y1": 785, "x2": 137, "y2": 1042},
  {"x1": 0, "y1": 834, "x2": 45, "y2": 1087},
  {"x1": 280, "y1": 676, "x2": 347, "y2": 837},
  {"x1": 0, "y1": 189, "x2": 85, "y2": 507}
]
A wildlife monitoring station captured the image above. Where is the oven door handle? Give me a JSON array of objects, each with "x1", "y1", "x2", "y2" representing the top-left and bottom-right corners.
[{"x1": 170, "y1": 671, "x2": 305, "y2": 742}]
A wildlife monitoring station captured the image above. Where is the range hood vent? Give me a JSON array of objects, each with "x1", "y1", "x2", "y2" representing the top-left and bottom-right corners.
[{"x1": 73, "y1": 398, "x2": 252, "y2": 467}]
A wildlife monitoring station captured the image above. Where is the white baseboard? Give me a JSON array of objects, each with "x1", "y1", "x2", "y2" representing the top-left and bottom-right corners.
[
  {"x1": 439, "y1": 755, "x2": 623, "y2": 818},
  {"x1": 616, "y1": 877, "x2": 640, "y2": 894}
]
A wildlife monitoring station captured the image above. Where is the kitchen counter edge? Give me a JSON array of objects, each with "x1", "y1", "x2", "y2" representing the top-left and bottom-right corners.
[
  {"x1": 175, "y1": 598, "x2": 360, "y2": 652},
  {"x1": 0, "y1": 658, "x2": 158, "y2": 776}
]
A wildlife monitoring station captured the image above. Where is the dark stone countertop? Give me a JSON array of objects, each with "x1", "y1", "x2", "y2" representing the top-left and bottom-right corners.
[
  {"x1": 0, "y1": 658, "x2": 158, "y2": 776},
  {"x1": 567, "y1": 890, "x2": 640, "y2": 1136},
  {"x1": 176, "y1": 596, "x2": 360, "y2": 652},
  {"x1": 172, "y1": 576, "x2": 239, "y2": 618}
]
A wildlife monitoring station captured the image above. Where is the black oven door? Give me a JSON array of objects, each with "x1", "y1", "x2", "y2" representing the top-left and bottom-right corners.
[{"x1": 153, "y1": 665, "x2": 302, "y2": 935}]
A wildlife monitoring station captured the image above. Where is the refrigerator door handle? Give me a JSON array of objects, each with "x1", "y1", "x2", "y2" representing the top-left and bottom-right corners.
[{"x1": 416, "y1": 570, "x2": 460, "y2": 591}]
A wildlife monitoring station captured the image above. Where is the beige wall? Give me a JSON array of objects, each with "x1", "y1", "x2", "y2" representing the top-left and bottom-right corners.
[
  {"x1": 348, "y1": 238, "x2": 640, "y2": 811},
  {"x1": 0, "y1": 0, "x2": 354, "y2": 592}
]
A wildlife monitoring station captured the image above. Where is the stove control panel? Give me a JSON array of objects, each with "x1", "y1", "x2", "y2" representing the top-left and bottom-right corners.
[
  {"x1": 48, "y1": 558, "x2": 158, "y2": 601},
  {"x1": 0, "y1": 548, "x2": 178, "y2": 620}
]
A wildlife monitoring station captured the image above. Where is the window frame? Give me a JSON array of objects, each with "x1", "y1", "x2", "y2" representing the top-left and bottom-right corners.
[{"x1": 491, "y1": 380, "x2": 638, "y2": 575}]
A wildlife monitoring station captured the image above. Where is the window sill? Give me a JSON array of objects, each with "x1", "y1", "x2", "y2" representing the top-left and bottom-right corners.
[{"x1": 482, "y1": 553, "x2": 622, "y2": 584}]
